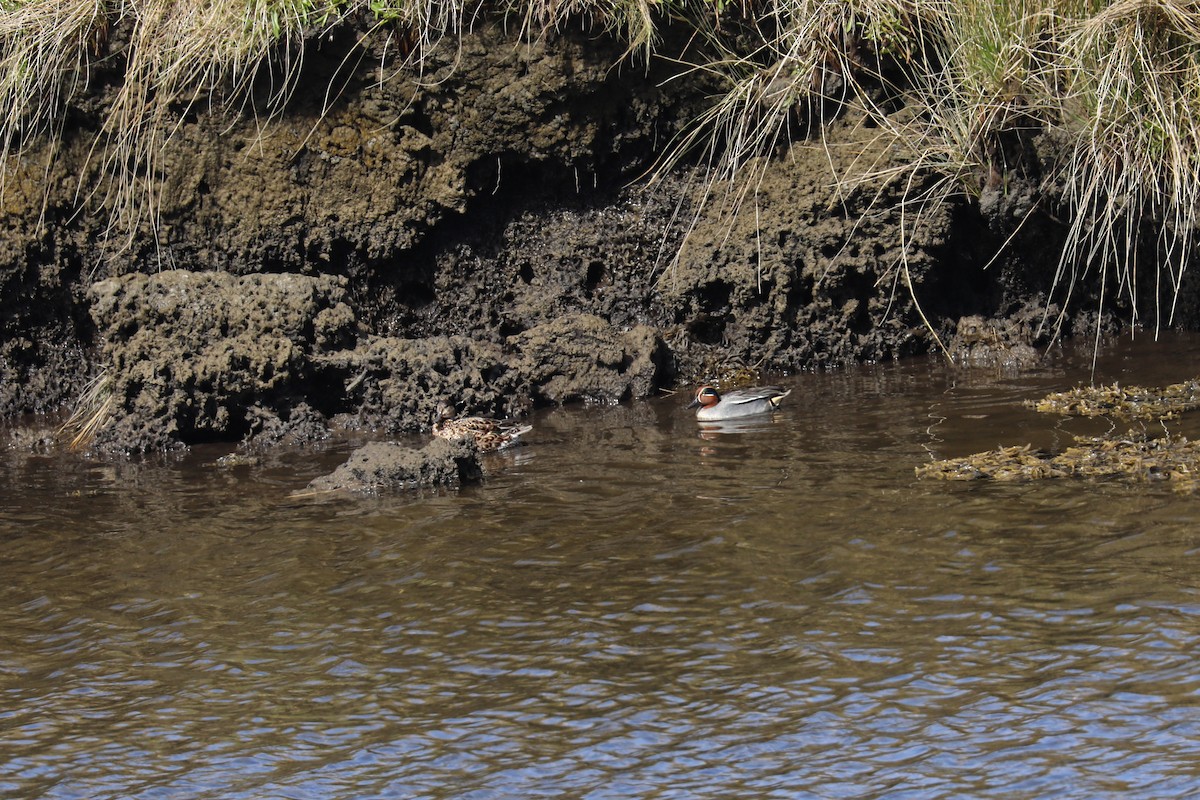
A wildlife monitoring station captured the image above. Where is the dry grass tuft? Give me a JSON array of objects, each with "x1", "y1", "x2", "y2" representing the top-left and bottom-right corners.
[
  {"x1": 512, "y1": 0, "x2": 660, "y2": 60},
  {"x1": 89, "y1": 0, "x2": 346, "y2": 243},
  {"x1": 652, "y1": 0, "x2": 1200, "y2": 344},
  {"x1": 1052, "y1": 0, "x2": 1200, "y2": 336},
  {"x1": 56, "y1": 371, "x2": 113, "y2": 451},
  {"x1": 0, "y1": 0, "x2": 104, "y2": 182}
]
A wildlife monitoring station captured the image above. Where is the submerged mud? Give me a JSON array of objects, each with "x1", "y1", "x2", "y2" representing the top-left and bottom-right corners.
[
  {"x1": 303, "y1": 437, "x2": 483, "y2": 495},
  {"x1": 0, "y1": 15, "x2": 1168, "y2": 453}
]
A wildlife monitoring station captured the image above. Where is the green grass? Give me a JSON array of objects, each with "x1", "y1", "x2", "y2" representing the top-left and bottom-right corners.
[{"x1": 3, "y1": 0, "x2": 1200, "y2": 335}]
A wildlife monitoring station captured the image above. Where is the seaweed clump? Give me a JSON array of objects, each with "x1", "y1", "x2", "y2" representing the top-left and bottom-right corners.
[
  {"x1": 1028, "y1": 380, "x2": 1200, "y2": 420},
  {"x1": 918, "y1": 378, "x2": 1200, "y2": 492},
  {"x1": 916, "y1": 436, "x2": 1200, "y2": 492}
]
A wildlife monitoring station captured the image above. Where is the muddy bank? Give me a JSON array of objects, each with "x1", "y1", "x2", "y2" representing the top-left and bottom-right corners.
[
  {"x1": 77, "y1": 269, "x2": 669, "y2": 452},
  {"x1": 0, "y1": 15, "x2": 1170, "y2": 453}
]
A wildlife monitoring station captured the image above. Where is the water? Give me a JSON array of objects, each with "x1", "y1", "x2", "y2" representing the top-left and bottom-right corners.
[{"x1": 5, "y1": 334, "x2": 1200, "y2": 799}]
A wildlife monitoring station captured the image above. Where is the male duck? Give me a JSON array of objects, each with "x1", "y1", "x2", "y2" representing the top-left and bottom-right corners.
[
  {"x1": 433, "y1": 402, "x2": 532, "y2": 452},
  {"x1": 688, "y1": 385, "x2": 792, "y2": 421}
]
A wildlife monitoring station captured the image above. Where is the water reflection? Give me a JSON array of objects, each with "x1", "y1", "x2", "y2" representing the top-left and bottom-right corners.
[
  {"x1": 4, "y1": 335, "x2": 1200, "y2": 798},
  {"x1": 696, "y1": 415, "x2": 786, "y2": 440}
]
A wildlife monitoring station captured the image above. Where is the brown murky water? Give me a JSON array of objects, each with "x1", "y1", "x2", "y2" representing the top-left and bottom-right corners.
[{"x1": 5, "y1": 334, "x2": 1200, "y2": 799}]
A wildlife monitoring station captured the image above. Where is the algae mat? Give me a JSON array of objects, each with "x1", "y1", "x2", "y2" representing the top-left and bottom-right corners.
[{"x1": 920, "y1": 379, "x2": 1200, "y2": 491}]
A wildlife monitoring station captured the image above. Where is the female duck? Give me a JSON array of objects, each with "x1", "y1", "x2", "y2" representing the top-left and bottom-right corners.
[
  {"x1": 687, "y1": 385, "x2": 791, "y2": 421},
  {"x1": 433, "y1": 402, "x2": 532, "y2": 451}
]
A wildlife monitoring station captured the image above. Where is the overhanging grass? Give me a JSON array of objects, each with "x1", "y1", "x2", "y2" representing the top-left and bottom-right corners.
[
  {"x1": 0, "y1": 0, "x2": 102, "y2": 158},
  {"x1": 0, "y1": 0, "x2": 660, "y2": 238},
  {"x1": 1056, "y1": 0, "x2": 1200, "y2": 334},
  {"x1": 2, "y1": 0, "x2": 1200, "y2": 335}
]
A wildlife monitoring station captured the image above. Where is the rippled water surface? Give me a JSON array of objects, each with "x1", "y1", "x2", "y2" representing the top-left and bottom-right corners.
[{"x1": 6, "y1": 335, "x2": 1200, "y2": 799}]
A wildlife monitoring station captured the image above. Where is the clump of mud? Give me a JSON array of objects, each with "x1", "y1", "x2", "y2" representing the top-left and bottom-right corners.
[
  {"x1": 329, "y1": 335, "x2": 527, "y2": 434},
  {"x1": 508, "y1": 313, "x2": 668, "y2": 405},
  {"x1": 243, "y1": 402, "x2": 334, "y2": 449},
  {"x1": 946, "y1": 313, "x2": 1043, "y2": 370},
  {"x1": 302, "y1": 437, "x2": 482, "y2": 495},
  {"x1": 87, "y1": 270, "x2": 356, "y2": 453}
]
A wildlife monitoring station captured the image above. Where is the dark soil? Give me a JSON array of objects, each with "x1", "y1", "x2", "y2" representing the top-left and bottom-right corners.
[{"x1": 0, "y1": 14, "x2": 1175, "y2": 455}]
